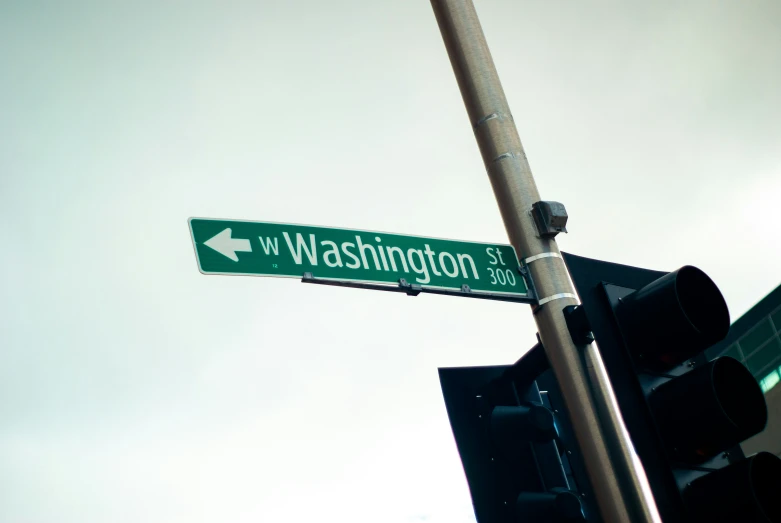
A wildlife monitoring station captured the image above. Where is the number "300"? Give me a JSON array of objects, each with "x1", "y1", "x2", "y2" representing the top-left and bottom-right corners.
[{"x1": 487, "y1": 268, "x2": 516, "y2": 286}]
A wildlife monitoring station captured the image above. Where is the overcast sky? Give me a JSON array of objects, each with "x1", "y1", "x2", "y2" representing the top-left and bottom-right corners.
[{"x1": 2, "y1": 1, "x2": 780, "y2": 522}]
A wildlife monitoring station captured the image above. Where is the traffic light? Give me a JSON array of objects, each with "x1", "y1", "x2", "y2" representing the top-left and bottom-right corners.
[
  {"x1": 439, "y1": 343, "x2": 599, "y2": 522},
  {"x1": 562, "y1": 252, "x2": 781, "y2": 523}
]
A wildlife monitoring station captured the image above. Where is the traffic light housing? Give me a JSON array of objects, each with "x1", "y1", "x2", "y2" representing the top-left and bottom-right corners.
[
  {"x1": 439, "y1": 344, "x2": 600, "y2": 522},
  {"x1": 562, "y1": 252, "x2": 781, "y2": 523}
]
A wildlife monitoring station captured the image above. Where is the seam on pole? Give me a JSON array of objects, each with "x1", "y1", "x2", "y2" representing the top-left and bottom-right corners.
[
  {"x1": 524, "y1": 252, "x2": 561, "y2": 264},
  {"x1": 537, "y1": 293, "x2": 577, "y2": 306},
  {"x1": 475, "y1": 112, "x2": 500, "y2": 126},
  {"x1": 492, "y1": 151, "x2": 524, "y2": 163}
]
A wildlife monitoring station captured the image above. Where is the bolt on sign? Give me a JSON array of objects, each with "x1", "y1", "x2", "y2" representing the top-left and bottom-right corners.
[{"x1": 189, "y1": 218, "x2": 529, "y2": 298}]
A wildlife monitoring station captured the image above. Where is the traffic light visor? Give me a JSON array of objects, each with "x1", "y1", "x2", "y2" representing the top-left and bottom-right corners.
[
  {"x1": 650, "y1": 356, "x2": 768, "y2": 462},
  {"x1": 685, "y1": 452, "x2": 781, "y2": 522},
  {"x1": 618, "y1": 265, "x2": 730, "y2": 367},
  {"x1": 676, "y1": 266, "x2": 730, "y2": 344}
]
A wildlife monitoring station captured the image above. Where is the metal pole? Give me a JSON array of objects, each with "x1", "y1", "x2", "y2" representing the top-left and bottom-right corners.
[{"x1": 429, "y1": 2, "x2": 658, "y2": 522}]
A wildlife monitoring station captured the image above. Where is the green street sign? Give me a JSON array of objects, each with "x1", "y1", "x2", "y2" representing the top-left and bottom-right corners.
[{"x1": 189, "y1": 218, "x2": 529, "y2": 299}]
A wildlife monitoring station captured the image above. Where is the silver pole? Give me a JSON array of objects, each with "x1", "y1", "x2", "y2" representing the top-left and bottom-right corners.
[{"x1": 429, "y1": 2, "x2": 658, "y2": 522}]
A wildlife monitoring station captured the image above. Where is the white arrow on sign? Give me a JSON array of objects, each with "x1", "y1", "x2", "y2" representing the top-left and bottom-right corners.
[{"x1": 203, "y1": 228, "x2": 252, "y2": 261}]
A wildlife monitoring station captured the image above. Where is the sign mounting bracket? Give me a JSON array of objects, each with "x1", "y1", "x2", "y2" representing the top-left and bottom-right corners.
[{"x1": 301, "y1": 272, "x2": 538, "y2": 304}]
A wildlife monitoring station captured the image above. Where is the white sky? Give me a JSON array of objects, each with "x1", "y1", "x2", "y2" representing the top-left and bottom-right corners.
[{"x1": 2, "y1": 1, "x2": 780, "y2": 522}]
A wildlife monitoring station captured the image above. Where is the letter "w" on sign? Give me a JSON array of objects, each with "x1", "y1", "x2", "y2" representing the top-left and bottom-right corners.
[{"x1": 258, "y1": 236, "x2": 279, "y2": 255}]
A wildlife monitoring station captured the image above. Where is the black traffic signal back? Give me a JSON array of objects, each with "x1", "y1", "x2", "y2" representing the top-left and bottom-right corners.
[
  {"x1": 439, "y1": 343, "x2": 599, "y2": 523},
  {"x1": 562, "y1": 252, "x2": 781, "y2": 523}
]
